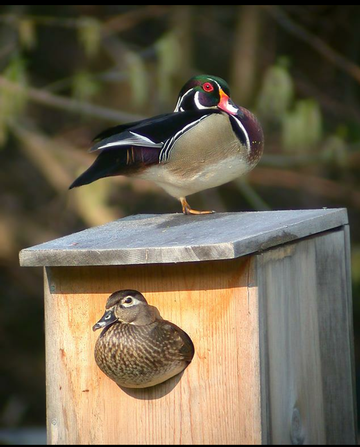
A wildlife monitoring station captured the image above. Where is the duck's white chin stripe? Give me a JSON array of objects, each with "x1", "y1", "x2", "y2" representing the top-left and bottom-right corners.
[
  {"x1": 194, "y1": 91, "x2": 206, "y2": 110},
  {"x1": 174, "y1": 88, "x2": 194, "y2": 112},
  {"x1": 230, "y1": 115, "x2": 251, "y2": 153}
]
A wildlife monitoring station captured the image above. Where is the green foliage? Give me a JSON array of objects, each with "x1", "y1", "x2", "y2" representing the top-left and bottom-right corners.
[
  {"x1": 71, "y1": 71, "x2": 101, "y2": 103},
  {"x1": 256, "y1": 60, "x2": 323, "y2": 154},
  {"x1": 256, "y1": 58, "x2": 294, "y2": 124},
  {"x1": 281, "y1": 99, "x2": 323, "y2": 153},
  {"x1": 18, "y1": 19, "x2": 37, "y2": 50},
  {"x1": 156, "y1": 31, "x2": 182, "y2": 105},
  {"x1": 321, "y1": 128, "x2": 348, "y2": 167},
  {"x1": 0, "y1": 56, "x2": 28, "y2": 145},
  {"x1": 77, "y1": 17, "x2": 101, "y2": 58},
  {"x1": 126, "y1": 51, "x2": 148, "y2": 108}
]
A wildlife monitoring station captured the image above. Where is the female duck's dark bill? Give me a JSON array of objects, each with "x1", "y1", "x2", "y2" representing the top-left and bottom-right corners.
[{"x1": 93, "y1": 309, "x2": 117, "y2": 331}]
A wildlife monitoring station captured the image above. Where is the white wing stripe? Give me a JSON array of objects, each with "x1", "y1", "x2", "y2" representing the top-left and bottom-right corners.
[
  {"x1": 97, "y1": 132, "x2": 163, "y2": 150},
  {"x1": 159, "y1": 115, "x2": 209, "y2": 163},
  {"x1": 128, "y1": 131, "x2": 157, "y2": 144}
]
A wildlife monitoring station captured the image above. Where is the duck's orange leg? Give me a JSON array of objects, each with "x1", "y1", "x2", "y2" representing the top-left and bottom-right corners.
[{"x1": 180, "y1": 197, "x2": 214, "y2": 215}]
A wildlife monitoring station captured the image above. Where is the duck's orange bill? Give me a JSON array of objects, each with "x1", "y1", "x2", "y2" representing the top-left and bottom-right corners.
[{"x1": 218, "y1": 88, "x2": 239, "y2": 116}]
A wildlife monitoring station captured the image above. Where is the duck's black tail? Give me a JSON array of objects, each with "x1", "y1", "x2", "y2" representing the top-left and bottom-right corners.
[{"x1": 69, "y1": 149, "x2": 128, "y2": 189}]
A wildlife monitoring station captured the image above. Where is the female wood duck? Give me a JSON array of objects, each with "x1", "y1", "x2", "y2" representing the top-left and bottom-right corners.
[
  {"x1": 70, "y1": 74, "x2": 264, "y2": 214},
  {"x1": 93, "y1": 290, "x2": 195, "y2": 388}
]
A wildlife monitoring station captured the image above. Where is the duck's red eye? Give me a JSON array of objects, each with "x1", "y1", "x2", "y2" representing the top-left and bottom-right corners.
[{"x1": 203, "y1": 82, "x2": 214, "y2": 92}]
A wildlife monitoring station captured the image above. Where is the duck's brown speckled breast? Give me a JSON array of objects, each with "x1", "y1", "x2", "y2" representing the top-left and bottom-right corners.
[{"x1": 94, "y1": 321, "x2": 193, "y2": 388}]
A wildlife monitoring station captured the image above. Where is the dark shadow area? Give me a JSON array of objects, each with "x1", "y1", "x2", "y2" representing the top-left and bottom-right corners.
[
  {"x1": 119, "y1": 371, "x2": 185, "y2": 400},
  {"x1": 44, "y1": 256, "x2": 250, "y2": 294}
]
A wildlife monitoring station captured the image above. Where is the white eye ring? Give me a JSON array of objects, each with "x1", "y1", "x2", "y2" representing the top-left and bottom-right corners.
[
  {"x1": 105, "y1": 313, "x2": 112, "y2": 320},
  {"x1": 123, "y1": 296, "x2": 133, "y2": 305}
]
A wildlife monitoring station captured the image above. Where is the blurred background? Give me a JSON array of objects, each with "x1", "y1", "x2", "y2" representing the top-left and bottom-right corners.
[{"x1": 1, "y1": 5, "x2": 360, "y2": 444}]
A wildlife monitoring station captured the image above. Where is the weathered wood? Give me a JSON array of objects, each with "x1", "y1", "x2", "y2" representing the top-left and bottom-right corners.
[
  {"x1": 257, "y1": 229, "x2": 357, "y2": 444},
  {"x1": 44, "y1": 257, "x2": 262, "y2": 445},
  {"x1": 20, "y1": 209, "x2": 348, "y2": 267},
  {"x1": 20, "y1": 210, "x2": 356, "y2": 444}
]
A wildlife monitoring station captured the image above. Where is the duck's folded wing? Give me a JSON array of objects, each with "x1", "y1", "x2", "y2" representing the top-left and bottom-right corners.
[
  {"x1": 69, "y1": 110, "x2": 214, "y2": 189},
  {"x1": 152, "y1": 322, "x2": 195, "y2": 364},
  {"x1": 89, "y1": 109, "x2": 213, "y2": 152}
]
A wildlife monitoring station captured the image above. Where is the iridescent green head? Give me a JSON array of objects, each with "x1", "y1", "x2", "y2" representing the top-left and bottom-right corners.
[{"x1": 174, "y1": 74, "x2": 239, "y2": 115}]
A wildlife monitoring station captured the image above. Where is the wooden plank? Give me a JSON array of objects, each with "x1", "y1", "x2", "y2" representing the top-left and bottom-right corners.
[
  {"x1": 257, "y1": 229, "x2": 357, "y2": 444},
  {"x1": 44, "y1": 257, "x2": 263, "y2": 445},
  {"x1": 20, "y1": 209, "x2": 348, "y2": 267},
  {"x1": 314, "y1": 228, "x2": 357, "y2": 444}
]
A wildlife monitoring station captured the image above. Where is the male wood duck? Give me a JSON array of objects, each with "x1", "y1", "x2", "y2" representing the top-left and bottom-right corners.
[
  {"x1": 93, "y1": 290, "x2": 195, "y2": 388},
  {"x1": 70, "y1": 74, "x2": 264, "y2": 214}
]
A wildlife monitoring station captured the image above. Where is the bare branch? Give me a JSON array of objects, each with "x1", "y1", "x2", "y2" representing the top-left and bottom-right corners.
[
  {"x1": 249, "y1": 166, "x2": 360, "y2": 208},
  {"x1": 0, "y1": 75, "x2": 146, "y2": 123},
  {"x1": 103, "y1": 5, "x2": 170, "y2": 35},
  {"x1": 10, "y1": 123, "x2": 121, "y2": 226},
  {"x1": 263, "y1": 5, "x2": 360, "y2": 84}
]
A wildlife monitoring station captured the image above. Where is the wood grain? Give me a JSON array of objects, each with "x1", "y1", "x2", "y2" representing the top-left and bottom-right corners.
[
  {"x1": 257, "y1": 229, "x2": 357, "y2": 444},
  {"x1": 39, "y1": 219, "x2": 356, "y2": 444},
  {"x1": 44, "y1": 257, "x2": 262, "y2": 445}
]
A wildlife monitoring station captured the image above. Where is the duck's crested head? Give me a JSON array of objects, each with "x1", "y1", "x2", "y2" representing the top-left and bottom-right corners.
[
  {"x1": 178, "y1": 74, "x2": 231, "y2": 98},
  {"x1": 174, "y1": 74, "x2": 239, "y2": 116},
  {"x1": 105, "y1": 289, "x2": 148, "y2": 309}
]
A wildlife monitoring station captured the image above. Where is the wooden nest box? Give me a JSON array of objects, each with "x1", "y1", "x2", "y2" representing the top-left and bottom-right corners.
[{"x1": 20, "y1": 209, "x2": 357, "y2": 445}]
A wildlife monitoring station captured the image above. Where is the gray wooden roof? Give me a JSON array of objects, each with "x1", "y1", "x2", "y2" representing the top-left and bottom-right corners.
[{"x1": 19, "y1": 209, "x2": 348, "y2": 267}]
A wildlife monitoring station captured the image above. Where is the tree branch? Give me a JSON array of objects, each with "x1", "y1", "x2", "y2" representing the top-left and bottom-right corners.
[
  {"x1": 263, "y1": 5, "x2": 360, "y2": 84},
  {"x1": 10, "y1": 123, "x2": 120, "y2": 226},
  {"x1": 249, "y1": 166, "x2": 360, "y2": 208},
  {"x1": 0, "y1": 75, "x2": 145, "y2": 123}
]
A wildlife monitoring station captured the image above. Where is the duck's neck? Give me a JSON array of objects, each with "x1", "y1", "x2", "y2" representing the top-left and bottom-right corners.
[{"x1": 128, "y1": 305, "x2": 162, "y2": 326}]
